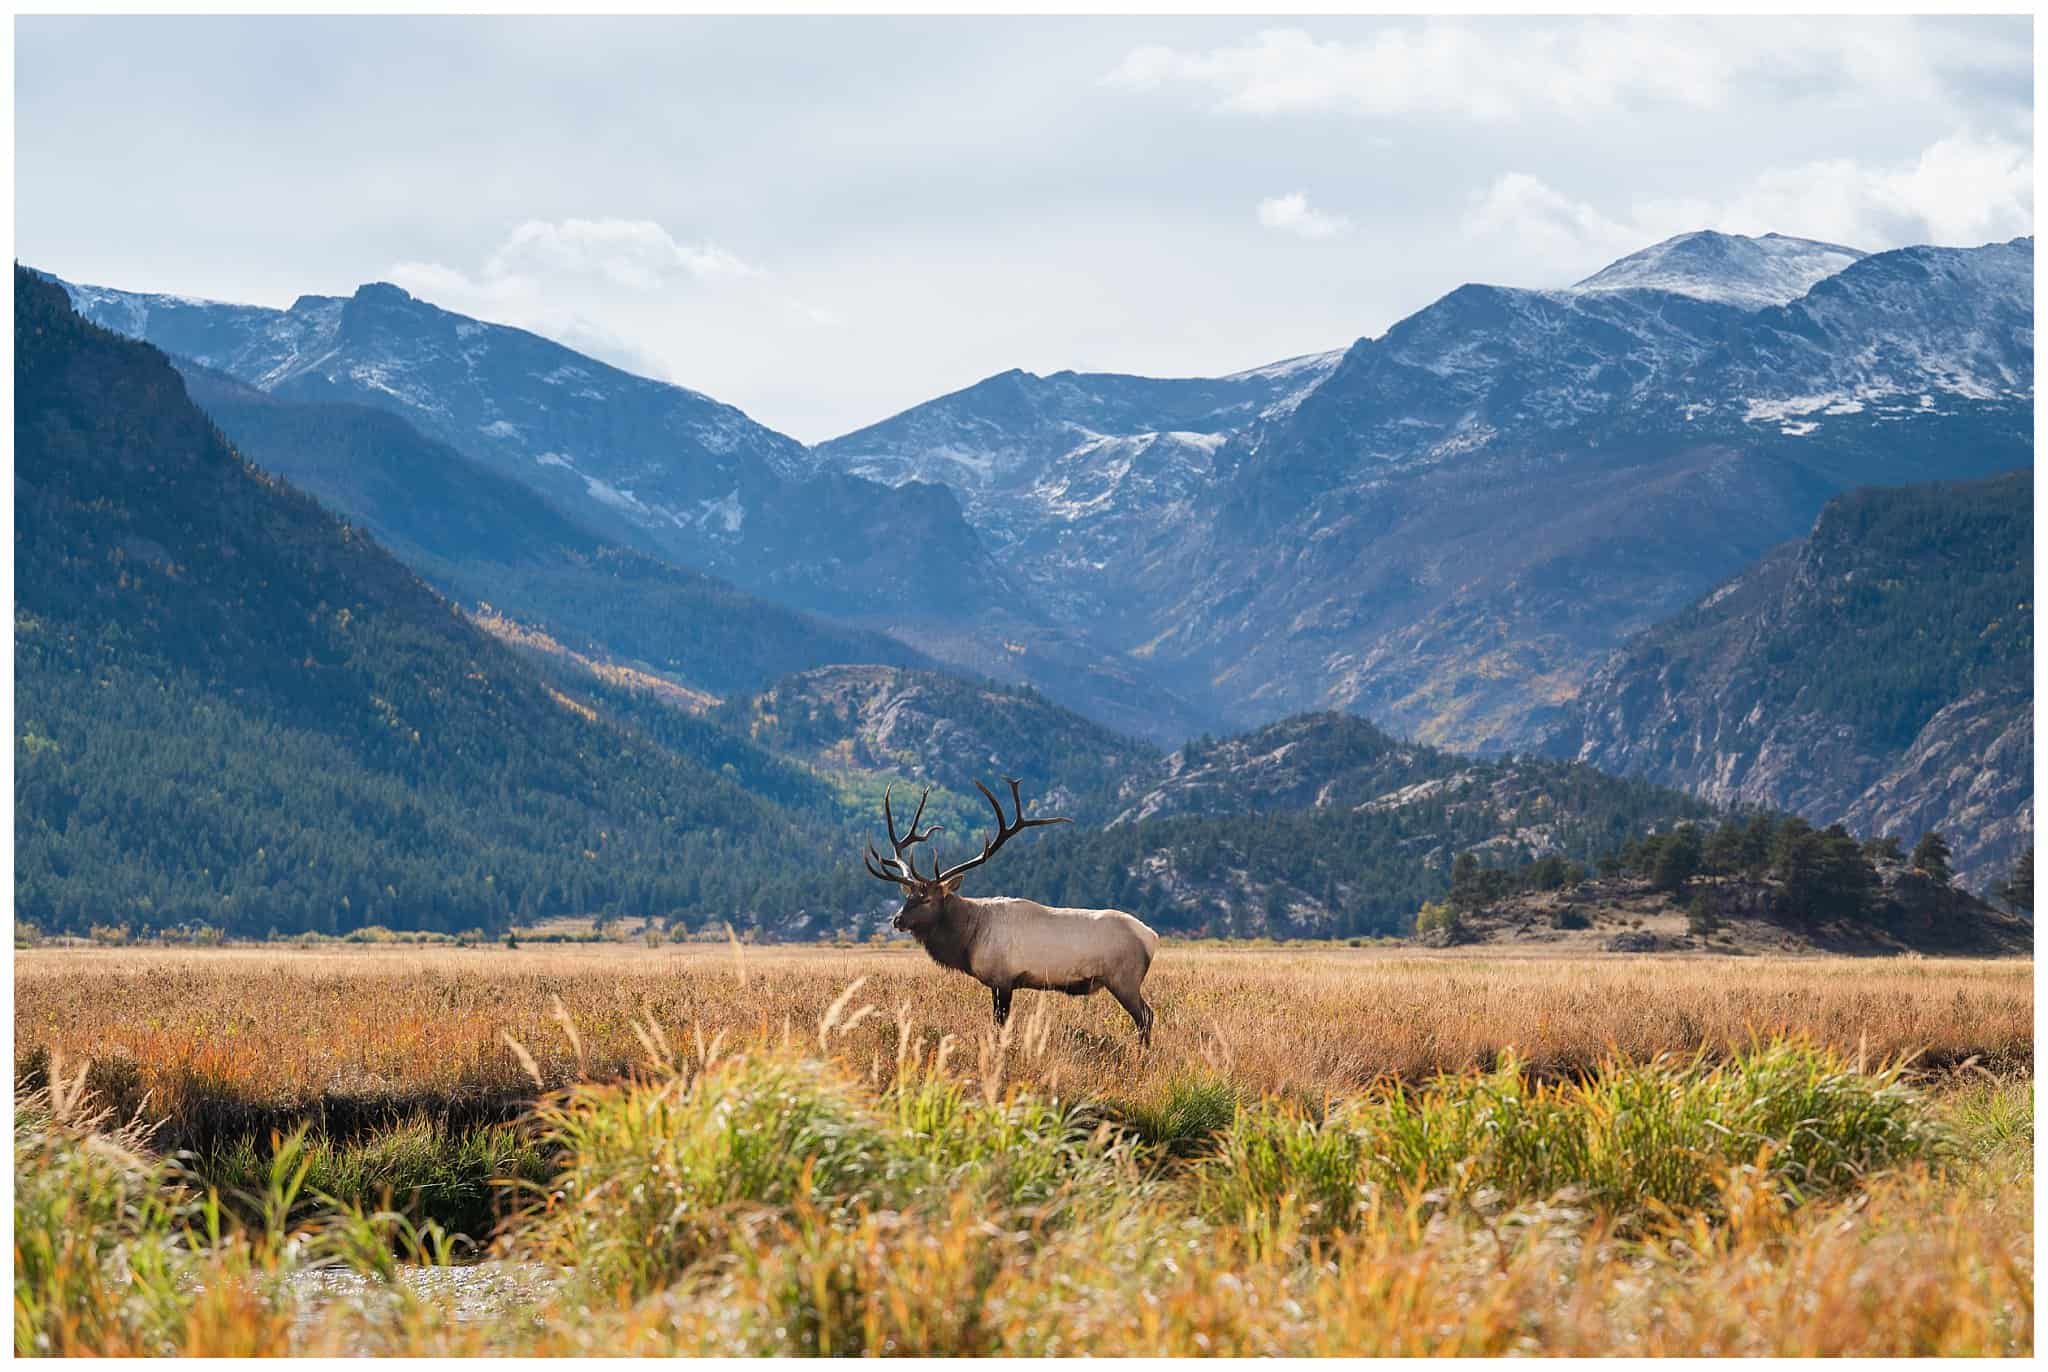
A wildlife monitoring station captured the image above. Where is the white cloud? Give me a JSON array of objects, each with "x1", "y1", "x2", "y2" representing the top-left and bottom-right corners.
[
  {"x1": 1106, "y1": 19, "x2": 2025, "y2": 125},
  {"x1": 482, "y1": 217, "x2": 759, "y2": 289},
  {"x1": 392, "y1": 217, "x2": 761, "y2": 308},
  {"x1": 1257, "y1": 192, "x2": 1351, "y2": 240},
  {"x1": 387, "y1": 216, "x2": 848, "y2": 387},
  {"x1": 1465, "y1": 173, "x2": 1642, "y2": 268},
  {"x1": 1110, "y1": 23, "x2": 1730, "y2": 122},
  {"x1": 1714, "y1": 134, "x2": 2034, "y2": 249},
  {"x1": 1463, "y1": 132, "x2": 2035, "y2": 280}
]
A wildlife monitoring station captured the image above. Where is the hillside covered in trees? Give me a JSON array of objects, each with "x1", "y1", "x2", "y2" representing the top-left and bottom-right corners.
[
  {"x1": 176, "y1": 364, "x2": 932, "y2": 701},
  {"x1": 12, "y1": 268, "x2": 876, "y2": 937},
  {"x1": 1552, "y1": 471, "x2": 2032, "y2": 891}
]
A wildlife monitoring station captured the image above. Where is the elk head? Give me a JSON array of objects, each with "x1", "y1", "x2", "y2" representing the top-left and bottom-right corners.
[{"x1": 863, "y1": 778, "x2": 1070, "y2": 932}]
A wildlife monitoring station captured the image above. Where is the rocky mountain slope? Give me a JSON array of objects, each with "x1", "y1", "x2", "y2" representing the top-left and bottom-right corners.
[
  {"x1": 54, "y1": 277, "x2": 1008, "y2": 620},
  {"x1": 173, "y1": 363, "x2": 931, "y2": 700},
  {"x1": 1549, "y1": 472, "x2": 2032, "y2": 892},
  {"x1": 706, "y1": 669, "x2": 1716, "y2": 938},
  {"x1": 50, "y1": 272, "x2": 1207, "y2": 742},
  {"x1": 811, "y1": 354, "x2": 1340, "y2": 624},
  {"x1": 716, "y1": 665, "x2": 1160, "y2": 825},
  {"x1": 981, "y1": 731, "x2": 1715, "y2": 940},
  {"x1": 814, "y1": 231, "x2": 2034, "y2": 754},
  {"x1": 1145, "y1": 235, "x2": 2033, "y2": 748}
]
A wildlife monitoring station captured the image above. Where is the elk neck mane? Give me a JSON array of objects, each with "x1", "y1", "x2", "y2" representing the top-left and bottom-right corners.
[{"x1": 907, "y1": 890, "x2": 995, "y2": 975}]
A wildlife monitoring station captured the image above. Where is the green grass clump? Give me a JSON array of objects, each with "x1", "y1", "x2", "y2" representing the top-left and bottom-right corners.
[
  {"x1": 1942, "y1": 1078, "x2": 2033, "y2": 1175},
  {"x1": 1197, "y1": 1040, "x2": 1945, "y2": 1235},
  {"x1": 1198, "y1": 1103, "x2": 1365, "y2": 1235},
  {"x1": 193, "y1": 1118, "x2": 551, "y2": 1240},
  {"x1": 527, "y1": 1053, "x2": 897, "y2": 1297},
  {"x1": 525, "y1": 1044, "x2": 1141, "y2": 1300},
  {"x1": 1111, "y1": 1073, "x2": 1240, "y2": 1160},
  {"x1": 884, "y1": 1070, "x2": 1113, "y2": 1213},
  {"x1": 14, "y1": 1090, "x2": 196, "y2": 1354}
]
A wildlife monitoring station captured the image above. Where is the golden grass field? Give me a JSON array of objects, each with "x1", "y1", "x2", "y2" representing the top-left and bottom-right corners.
[
  {"x1": 15, "y1": 943, "x2": 2032, "y2": 1124},
  {"x1": 13, "y1": 943, "x2": 2035, "y2": 1356}
]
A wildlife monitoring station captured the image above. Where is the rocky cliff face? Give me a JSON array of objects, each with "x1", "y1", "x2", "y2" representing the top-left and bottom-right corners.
[
  {"x1": 1838, "y1": 690, "x2": 2034, "y2": 892},
  {"x1": 1551, "y1": 472, "x2": 2032, "y2": 892}
]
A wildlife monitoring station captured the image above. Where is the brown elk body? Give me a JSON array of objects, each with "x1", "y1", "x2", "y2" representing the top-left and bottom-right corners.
[{"x1": 864, "y1": 779, "x2": 1161, "y2": 1044}]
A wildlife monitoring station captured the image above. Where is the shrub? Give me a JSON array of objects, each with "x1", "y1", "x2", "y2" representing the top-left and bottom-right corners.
[
  {"x1": 1687, "y1": 891, "x2": 1720, "y2": 936},
  {"x1": 1414, "y1": 901, "x2": 1461, "y2": 936}
]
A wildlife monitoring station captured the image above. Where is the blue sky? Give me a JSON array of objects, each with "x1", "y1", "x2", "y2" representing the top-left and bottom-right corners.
[{"x1": 16, "y1": 15, "x2": 2034, "y2": 441}]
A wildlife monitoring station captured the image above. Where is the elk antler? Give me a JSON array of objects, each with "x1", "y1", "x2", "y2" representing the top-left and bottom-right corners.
[
  {"x1": 864, "y1": 783, "x2": 945, "y2": 886},
  {"x1": 934, "y1": 777, "x2": 1070, "y2": 885}
]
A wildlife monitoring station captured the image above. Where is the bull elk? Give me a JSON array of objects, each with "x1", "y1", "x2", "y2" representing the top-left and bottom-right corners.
[{"x1": 864, "y1": 778, "x2": 1160, "y2": 1045}]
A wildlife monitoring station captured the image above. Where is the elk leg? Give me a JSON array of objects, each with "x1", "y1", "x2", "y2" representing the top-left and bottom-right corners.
[
  {"x1": 1110, "y1": 985, "x2": 1154, "y2": 1047},
  {"x1": 991, "y1": 985, "x2": 1013, "y2": 1028}
]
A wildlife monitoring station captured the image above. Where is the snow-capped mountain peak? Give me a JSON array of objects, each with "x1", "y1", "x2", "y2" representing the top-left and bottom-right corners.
[{"x1": 1570, "y1": 230, "x2": 1867, "y2": 310}]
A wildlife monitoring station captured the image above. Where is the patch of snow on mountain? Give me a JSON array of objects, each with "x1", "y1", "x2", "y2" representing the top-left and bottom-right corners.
[
  {"x1": 697, "y1": 490, "x2": 746, "y2": 533},
  {"x1": 583, "y1": 476, "x2": 647, "y2": 513},
  {"x1": 1572, "y1": 231, "x2": 1866, "y2": 310},
  {"x1": 1222, "y1": 349, "x2": 1347, "y2": 384},
  {"x1": 1742, "y1": 394, "x2": 1844, "y2": 424}
]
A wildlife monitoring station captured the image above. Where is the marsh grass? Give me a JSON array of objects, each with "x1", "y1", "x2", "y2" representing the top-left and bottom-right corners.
[{"x1": 296, "y1": 1029, "x2": 2027, "y2": 1358}]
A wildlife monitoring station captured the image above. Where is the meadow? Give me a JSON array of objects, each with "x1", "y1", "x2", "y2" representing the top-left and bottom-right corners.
[{"x1": 13, "y1": 943, "x2": 2035, "y2": 1355}]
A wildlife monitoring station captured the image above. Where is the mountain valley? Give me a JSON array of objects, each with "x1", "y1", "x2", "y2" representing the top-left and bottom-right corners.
[{"x1": 22, "y1": 224, "x2": 2035, "y2": 927}]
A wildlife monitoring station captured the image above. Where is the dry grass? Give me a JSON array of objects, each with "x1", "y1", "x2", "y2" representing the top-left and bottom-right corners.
[
  {"x1": 14, "y1": 944, "x2": 2031, "y2": 1148},
  {"x1": 13, "y1": 945, "x2": 2033, "y2": 1357}
]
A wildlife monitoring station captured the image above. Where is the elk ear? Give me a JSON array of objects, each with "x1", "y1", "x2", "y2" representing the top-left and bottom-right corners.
[{"x1": 940, "y1": 874, "x2": 964, "y2": 897}]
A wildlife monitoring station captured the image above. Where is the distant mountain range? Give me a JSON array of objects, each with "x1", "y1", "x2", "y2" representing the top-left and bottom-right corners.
[
  {"x1": 34, "y1": 225, "x2": 2034, "y2": 903},
  {"x1": 53, "y1": 273, "x2": 1207, "y2": 742},
  {"x1": 1550, "y1": 471, "x2": 2032, "y2": 893},
  {"x1": 171, "y1": 362, "x2": 931, "y2": 701},
  {"x1": 810, "y1": 354, "x2": 1340, "y2": 626}
]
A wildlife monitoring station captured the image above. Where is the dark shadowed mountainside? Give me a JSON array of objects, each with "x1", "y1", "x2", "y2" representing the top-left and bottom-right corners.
[{"x1": 1549, "y1": 472, "x2": 2032, "y2": 892}]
